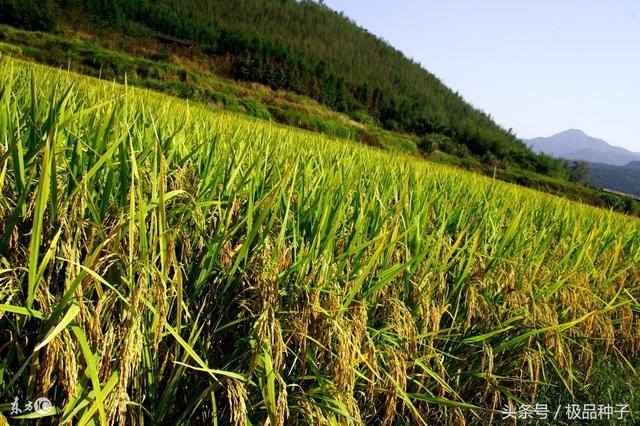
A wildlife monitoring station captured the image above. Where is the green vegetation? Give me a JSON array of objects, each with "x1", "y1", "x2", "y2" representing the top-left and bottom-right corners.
[
  {"x1": 587, "y1": 162, "x2": 640, "y2": 199},
  {"x1": 1, "y1": 58, "x2": 640, "y2": 424},
  {"x1": 2, "y1": 23, "x2": 638, "y2": 216},
  {"x1": 0, "y1": 0, "x2": 571, "y2": 176},
  {"x1": 144, "y1": 0, "x2": 546, "y2": 167},
  {"x1": 0, "y1": 24, "x2": 364, "y2": 141},
  {"x1": 0, "y1": 0, "x2": 57, "y2": 32}
]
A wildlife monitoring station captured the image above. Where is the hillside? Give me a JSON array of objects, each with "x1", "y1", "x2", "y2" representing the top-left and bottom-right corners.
[
  {"x1": 587, "y1": 162, "x2": 640, "y2": 198},
  {"x1": 2, "y1": 2, "x2": 640, "y2": 215},
  {"x1": 1, "y1": 56, "x2": 640, "y2": 425},
  {"x1": 0, "y1": 0, "x2": 564, "y2": 174}
]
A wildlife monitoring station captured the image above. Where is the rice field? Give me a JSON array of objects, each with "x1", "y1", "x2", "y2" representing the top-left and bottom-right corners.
[{"x1": 1, "y1": 56, "x2": 639, "y2": 425}]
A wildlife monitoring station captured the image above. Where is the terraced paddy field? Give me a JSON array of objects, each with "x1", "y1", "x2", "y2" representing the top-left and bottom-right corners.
[{"x1": 1, "y1": 57, "x2": 639, "y2": 424}]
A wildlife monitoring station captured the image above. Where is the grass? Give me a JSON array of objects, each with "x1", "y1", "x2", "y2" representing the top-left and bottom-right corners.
[
  {"x1": 1, "y1": 56, "x2": 639, "y2": 425},
  {"x1": 0, "y1": 24, "x2": 370, "y2": 145}
]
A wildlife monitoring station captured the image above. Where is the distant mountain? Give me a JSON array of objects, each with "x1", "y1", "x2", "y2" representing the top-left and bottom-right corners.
[
  {"x1": 527, "y1": 129, "x2": 640, "y2": 166},
  {"x1": 627, "y1": 160, "x2": 640, "y2": 169}
]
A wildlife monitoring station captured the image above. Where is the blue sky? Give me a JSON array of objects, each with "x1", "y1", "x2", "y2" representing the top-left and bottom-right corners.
[{"x1": 322, "y1": 0, "x2": 640, "y2": 151}]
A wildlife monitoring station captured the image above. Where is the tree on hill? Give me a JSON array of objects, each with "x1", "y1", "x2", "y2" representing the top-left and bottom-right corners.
[
  {"x1": 0, "y1": 0, "x2": 57, "y2": 31},
  {"x1": 567, "y1": 160, "x2": 590, "y2": 184}
]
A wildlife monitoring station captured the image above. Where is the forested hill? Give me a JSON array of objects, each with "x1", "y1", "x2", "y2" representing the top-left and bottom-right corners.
[
  {"x1": 0, "y1": 0, "x2": 559, "y2": 174},
  {"x1": 137, "y1": 0, "x2": 540, "y2": 166}
]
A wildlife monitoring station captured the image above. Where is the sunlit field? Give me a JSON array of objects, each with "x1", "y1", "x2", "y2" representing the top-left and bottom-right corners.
[{"x1": 1, "y1": 57, "x2": 639, "y2": 424}]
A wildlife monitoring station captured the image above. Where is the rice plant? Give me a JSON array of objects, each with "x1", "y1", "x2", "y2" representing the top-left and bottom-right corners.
[{"x1": 1, "y1": 56, "x2": 639, "y2": 424}]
